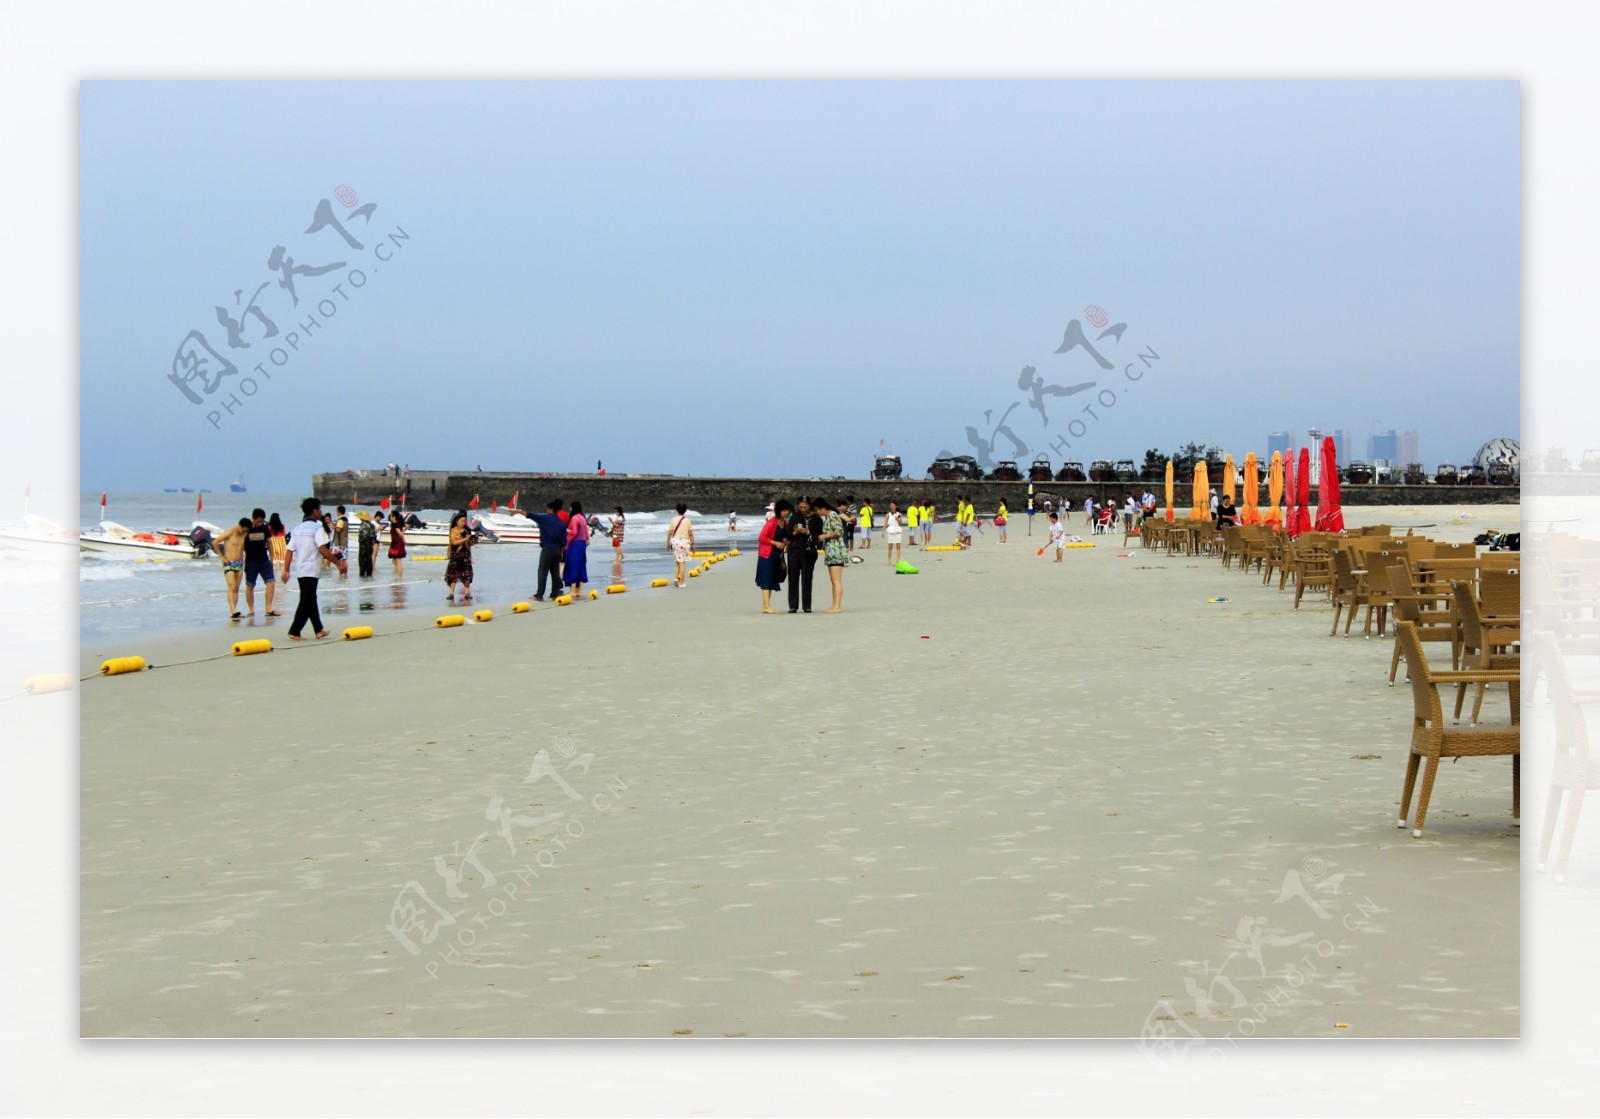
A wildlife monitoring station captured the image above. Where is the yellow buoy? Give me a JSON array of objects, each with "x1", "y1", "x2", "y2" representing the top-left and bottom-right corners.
[
  {"x1": 511, "y1": 601, "x2": 532, "y2": 613},
  {"x1": 688, "y1": 568, "x2": 701, "y2": 578},
  {"x1": 436, "y1": 614, "x2": 466, "y2": 628},
  {"x1": 586, "y1": 590, "x2": 599, "y2": 600},
  {"x1": 342, "y1": 626, "x2": 373, "y2": 640},
  {"x1": 473, "y1": 608, "x2": 494, "y2": 622},
  {"x1": 691, "y1": 550, "x2": 714, "y2": 557},
  {"x1": 650, "y1": 578, "x2": 669, "y2": 588},
  {"x1": 555, "y1": 595, "x2": 573, "y2": 606},
  {"x1": 231, "y1": 639, "x2": 272, "y2": 657},
  {"x1": 926, "y1": 544, "x2": 961, "y2": 552},
  {"x1": 24, "y1": 673, "x2": 74, "y2": 694},
  {"x1": 715, "y1": 553, "x2": 727, "y2": 561},
  {"x1": 1065, "y1": 542, "x2": 1096, "y2": 549},
  {"x1": 606, "y1": 584, "x2": 627, "y2": 594},
  {"x1": 413, "y1": 555, "x2": 446, "y2": 562},
  {"x1": 100, "y1": 656, "x2": 147, "y2": 676},
  {"x1": 727, "y1": 549, "x2": 740, "y2": 556}
]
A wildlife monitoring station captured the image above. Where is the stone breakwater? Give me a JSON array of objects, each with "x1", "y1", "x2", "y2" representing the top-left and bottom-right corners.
[{"x1": 312, "y1": 470, "x2": 1519, "y2": 514}]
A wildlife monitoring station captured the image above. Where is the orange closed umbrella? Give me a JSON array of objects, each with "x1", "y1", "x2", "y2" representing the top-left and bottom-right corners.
[
  {"x1": 1191, "y1": 461, "x2": 1209, "y2": 519},
  {"x1": 1223, "y1": 454, "x2": 1236, "y2": 505},
  {"x1": 1264, "y1": 451, "x2": 1283, "y2": 528},
  {"x1": 1164, "y1": 459, "x2": 1175, "y2": 522},
  {"x1": 1241, "y1": 452, "x2": 1260, "y2": 524}
]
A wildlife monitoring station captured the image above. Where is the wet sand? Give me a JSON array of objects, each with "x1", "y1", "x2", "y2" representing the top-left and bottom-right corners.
[{"x1": 80, "y1": 506, "x2": 1520, "y2": 1037}]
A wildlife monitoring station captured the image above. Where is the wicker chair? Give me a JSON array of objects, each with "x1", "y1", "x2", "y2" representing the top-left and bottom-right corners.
[
  {"x1": 1536, "y1": 630, "x2": 1600, "y2": 882},
  {"x1": 1388, "y1": 579, "x2": 1457, "y2": 684},
  {"x1": 1291, "y1": 541, "x2": 1334, "y2": 609},
  {"x1": 1394, "y1": 621, "x2": 1520, "y2": 838},
  {"x1": 1329, "y1": 549, "x2": 1363, "y2": 636},
  {"x1": 1452, "y1": 580, "x2": 1520, "y2": 725}
]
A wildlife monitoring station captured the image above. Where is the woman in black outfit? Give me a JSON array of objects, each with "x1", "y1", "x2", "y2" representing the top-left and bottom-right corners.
[{"x1": 787, "y1": 497, "x2": 822, "y2": 613}]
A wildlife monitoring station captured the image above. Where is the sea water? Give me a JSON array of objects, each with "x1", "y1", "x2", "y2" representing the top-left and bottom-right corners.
[{"x1": 74, "y1": 492, "x2": 744, "y2": 642}]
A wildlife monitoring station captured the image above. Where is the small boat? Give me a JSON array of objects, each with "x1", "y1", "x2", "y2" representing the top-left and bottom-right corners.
[
  {"x1": 180, "y1": 487, "x2": 194, "y2": 493},
  {"x1": 1435, "y1": 463, "x2": 1459, "y2": 486},
  {"x1": 162, "y1": 487, "x2": 179, "y2": 493},
  {"x1": 1486, "y1": 462, "x2": 1515, "y2": 486},
  {"x1": 1028, "y1": 458, "x2": 1053, "y2": 483},
  {"x1": 1402, "y1": 462, "x2": 1428, "y2": 485},
  {"x1": 989, "y1": 460, "x2": 1023, "y2": 482},
  {"x1": 79, "y1": 521, "x2": 205, "y2": 557},
  {"x1": 1089, "y1": 460, "x2": 1116, "y2": 482},
  {"x1": 0, "y1": 515, "x2": 80, "y2": 556},
  {"x1": 1460, "y1": 465, "x2": 1488, "y2": 486},
  {"x1": 230, "y1": 475, "x2": 247, "y2": 493},
  {"x1": 1056, "y1": 461, "x2": 1087, "y2": 482},
  {"x1": 1344, "y1": 461, "x2": 1374, "y2": 485},
  {"x1": 1114, "y1": 459, "x2": 1138, "y2": 482}
]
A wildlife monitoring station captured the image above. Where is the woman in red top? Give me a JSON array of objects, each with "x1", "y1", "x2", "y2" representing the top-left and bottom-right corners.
[
  {"x1": 755, "y1": 499, "x2": 792, "y2": 614},
  {"x1": 387, "y1": 515, "x2": 406, "y2": 579}
]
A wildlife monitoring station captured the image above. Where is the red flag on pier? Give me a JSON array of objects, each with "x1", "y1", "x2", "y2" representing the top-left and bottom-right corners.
[
  {"x1": 510, "y1": 490, "x2": 519, "y2": 509},
  {"x1": 379, "y1": 496, "x2": 391, "y2": 510},
  {"x1": 469, "y1": 494, "x2": 480, "y2": 510},
  {"x1": 100, "y1": 492, "x2": 107, "y2": 514},
  {"x1": 196, "y1": 492, "x2": 203, "y2": 515},
  {"x1": 491, "y1": 499, "x2": 498, "y2": 512}
]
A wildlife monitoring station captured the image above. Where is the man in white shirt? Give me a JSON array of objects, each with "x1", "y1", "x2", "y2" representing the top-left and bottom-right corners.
[{"x1": 281, "y1": 496, "x2": 347, "y2": 640}]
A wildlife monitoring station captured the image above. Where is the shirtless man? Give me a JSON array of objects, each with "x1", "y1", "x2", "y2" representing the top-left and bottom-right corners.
[{"x1": 211, "y1": 516, "x2": 252, "y2": 619}]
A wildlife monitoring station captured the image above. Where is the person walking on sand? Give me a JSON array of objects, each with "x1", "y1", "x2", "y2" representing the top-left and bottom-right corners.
[
  {"x1": 786, "y1": 497, "x2": 820, "y2": 613},
  {"x1": 883, "y1": 500, "x2": 904, "y2": 566},
  {"x1": 445, "y1": 510, "x2": 475, "y2": 603},
  {"x1": 210, "y1": 516, "x2": 250, "y2": 618},
  {"x1": 728, "y1": 511, "x2": 738, "y2": 533},
  {"x1": 242, "y1": 508, "x2": 279, "y2": 615},
  {"x1": 332, "y1": 505, "x2": 350, "y2": 579},
  {"x1": 995, "y1": 500, "x2": 1008, "y2": 543},
  {"x1": 858, "y1": 500, "x2": 873, "y2": 550},
  {"x1": 268, "y1": 512, "x2": 288, "y2": 580},
  {"x1": 815, "y1": 497, "x2": 847, "y2": 613},
  {"x1": 843, "y1": 496, "x2": 859, "y2": 552},
  {"x1": 282, "y1": 497, "x2": 346, "y2": 640},
  {"x1": 904, "y1": 499, "x2": 919, "y2": 547},
  {"x1": 1048, "y1": 511, "x2": 1066, "y2": 561},
  {"x1": 668, "y1": 502, "x2": 694, "y2": 587},
  {"x1": 564, "y1": 500, "x2": 591, "y2": 599},
  {"x1": 756, "y1": 499, "x2": 791, "y2": 614},
  {"x1": 609, "y1": 507, "x2": 626, "y2": 561},
  {"x1": 530, "y1": 500, "x2": 567, "y2": 601}
]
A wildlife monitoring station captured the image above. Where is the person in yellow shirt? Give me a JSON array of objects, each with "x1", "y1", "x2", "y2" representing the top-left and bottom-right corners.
[
  {"x1": 922, "y1": 501, "x2": 934, "y2": 546},
  {"x1": 858, "y1": 501, "x2": 873, "y2": 550},
  {"x1": 905, "y1": 500, "x2": 919, "y2": 546},
  {"x1": 956, "y1": 497, "x2": 972, "y2": 548},
  {"x1": 995, "y1": 500, "x2": 1008, "y2": 543}
]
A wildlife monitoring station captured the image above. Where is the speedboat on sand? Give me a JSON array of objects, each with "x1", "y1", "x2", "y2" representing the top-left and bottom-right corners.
[{"x1": 79, "y1": 520, "x2": 207, "y2": 557}]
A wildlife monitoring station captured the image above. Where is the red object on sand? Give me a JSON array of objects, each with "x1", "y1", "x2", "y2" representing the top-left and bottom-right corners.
[{"x1": 1315, "y1": 436, "x2": 1344, "y2": 532}]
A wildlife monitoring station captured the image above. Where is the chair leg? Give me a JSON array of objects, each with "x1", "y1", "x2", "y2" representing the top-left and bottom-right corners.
[
  {"x1": 1345, "y1": 601, "x2": 1361, "y2": 636},
  {"x1": 1470, "y1": 682, "x2": 1487, "y2": 725},
  {"x1": 1388, "y1": 639, "x2": 1402, "y2": 685},
  {"x1": 1553, "y1": 787, "x2": 1586, "y2": 882},
  {"x1": 1453, "y1": 681, "x2": 1468, "y2": 722},
  {"x1": 1538, "y1": 784, "x2": 1565, "y2": 870},
  {"x1": 1412, "y1": 756, "x2": 1442, "y2": 837},
  {"x1": 1330, "y1": 602, "x2": 1342, "y2": 636},
  {"x1": 1398, "y1": 751, "x2": 1422, "y2": 828}
]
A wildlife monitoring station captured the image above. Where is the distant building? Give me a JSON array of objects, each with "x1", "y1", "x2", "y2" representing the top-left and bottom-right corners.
[
  {"x1": 1369, "y1": 429, "x2": 1398, "y2": 463},
  {"x1": 1333, "y1": 429, "x2": 1352, "y2": 466},
  {"x1": 1398, "y1": 429, "x2": 1419, "y2": 465},
  {"x1": 1267, "y1": 431, "x2": 1293, "y2": 458}
]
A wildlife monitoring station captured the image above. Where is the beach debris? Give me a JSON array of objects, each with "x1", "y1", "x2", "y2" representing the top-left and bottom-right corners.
[
  {"x1": 435, "y1": 614, "x2": 466, "y2": 627},
  {"x1": 895, "y1": 560, "x2": 920, "y2": 574},
  {"x1": 1207, "y1": 597, "x2": 1228, "y2": 603},
  {"x1": 342, "y1": 626, "x2": 373, "y2": 640},
  {"x1": 230, "y1": 638, "x2": 272, "y2": 656},
  {"x1": 1336, "y1": 1022, "x2": 1350, "y2": 1029},
  {"x1": 100, "y1": 656, "x2": 147, "y2": 676},
  {"x1": 920, "y1": 635, "x2": 930, "y2": 640}
]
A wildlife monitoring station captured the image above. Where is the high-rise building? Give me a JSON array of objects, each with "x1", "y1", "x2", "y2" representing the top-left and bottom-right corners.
[
  {"x1": 1333, "y1": 429, "x2": 1352, "y2": 466},
  {"x1": 1369, "y1": 429, "x2": 1398, "y2": 463},
  {"x1": 1268, "y1": 431, "x2": 1293, "y2": 458},
  {"x1": 1398, "y1": 429, "x2": 1419, "y2": 464}
]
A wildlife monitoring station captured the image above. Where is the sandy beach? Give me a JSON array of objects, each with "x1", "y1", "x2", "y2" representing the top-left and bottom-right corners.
[{"x1": 79, "y1": 505, "x2": 1520, "y2": 1038}]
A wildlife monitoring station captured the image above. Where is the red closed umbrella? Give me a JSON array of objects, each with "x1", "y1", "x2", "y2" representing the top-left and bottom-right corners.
[
  {"x1": 1315, "y1": 435, "x2": 1344, "y2": 532},
  {"x1": 1294, "y1": 446, "x2": 1313, "y2": 536},
  {"x1": 1282, "y1": 452, "x2": 1296, "y2": 537}
]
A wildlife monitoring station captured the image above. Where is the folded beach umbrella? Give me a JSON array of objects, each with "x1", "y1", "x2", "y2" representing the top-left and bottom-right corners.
[
  {"x1": 1241, "y1": 452, "x2": 1260, "y2": 524},
  {"x1": 1264, "y1": 451, "x2": 1282, "y2": 528},
  {"x1": 1294, "y1": 446, "x2": 1313, "y2": 536},
  {"x1": 1191, "y1": 461, "x2": 1209, "y2": 519},
  {"x1": 1164, "y1": 459, "x2": 1175, "y2": 522},
  {"x1": 1223, "y1": 454, "x2": 1236, "y2": 506},
  {"x1": 1315, "y1": 435, "x2": 1344, "y2": 532},
  {"x1": 1282, "y1": 452, "x2": 1296, "y2": 536}
]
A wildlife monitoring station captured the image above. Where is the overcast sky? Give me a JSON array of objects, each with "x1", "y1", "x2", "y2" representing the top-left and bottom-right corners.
[{"x1": 80, "y1": 80, "x2": 1518, "y2": 492}]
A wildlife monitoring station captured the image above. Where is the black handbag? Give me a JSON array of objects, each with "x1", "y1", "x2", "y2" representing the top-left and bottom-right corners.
[{"x1": 774, "y1": 552, "x2": 787, "y2": 582}]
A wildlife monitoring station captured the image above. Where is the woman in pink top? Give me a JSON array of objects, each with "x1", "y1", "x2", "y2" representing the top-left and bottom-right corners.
[{"x1": 563, "y1": 500, "x2": 590, "y2": 599}]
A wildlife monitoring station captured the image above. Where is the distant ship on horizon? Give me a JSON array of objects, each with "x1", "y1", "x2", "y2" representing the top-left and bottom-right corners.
[{"x1": 230, "y1": 475, "x2": 247, "y2": 493}]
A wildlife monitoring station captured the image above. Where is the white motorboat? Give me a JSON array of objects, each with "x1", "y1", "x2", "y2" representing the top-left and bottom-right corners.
[
  {"x1": 79, "y1": 520, "x2": 204, "y2": 558},
  {"x1": 0, "y1": 515, "x2": 80, "y2": 556},
  {"x1": 471, "y1": 510, "x2": 540, "y2": 543}
]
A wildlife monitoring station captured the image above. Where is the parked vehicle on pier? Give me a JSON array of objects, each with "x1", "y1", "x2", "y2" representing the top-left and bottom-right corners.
[
  {"x1": 872, "y1": 454, "x2": 903, "y2": 479},
  {"x1": 1056, "y1": 461, "x2": 1087, "y2": 482},
  {"x1": 990, "y1": 460, "x2": 1024, "y2": 482},
  {"x1": 1402, "y1": 462, "x2": 1428, "y2": 485},
  {"x1": 1114, "y1": 459, "x2": 1138, "y2": 482},
  {"x1": 1435, "y1": 463, "x2": 1459, "y2": 486},
  {"x1": 1344, "y1": 461, "x2": 1374, "y2": 485},
  {"x1": 1089, "y1": 459, "x2": 1116, "y2": 482},
  {"x1": 1486, "y1": 461, "x2": 1515, "y2": 486},
  {"x1": 1460, "y1": 464, "x2": 1488, "y2": 486},
  {"x1": 1028, "y1": 458, "x2": 1053, "y2": 482}
]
